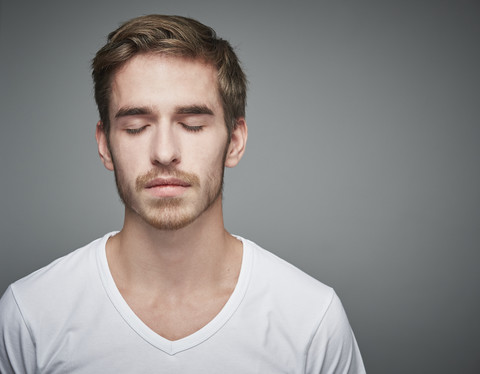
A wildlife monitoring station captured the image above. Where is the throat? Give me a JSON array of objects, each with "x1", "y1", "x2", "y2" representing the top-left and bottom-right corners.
[{"x1": 105, "y1": 230, "x2": 244, "y2": 340}]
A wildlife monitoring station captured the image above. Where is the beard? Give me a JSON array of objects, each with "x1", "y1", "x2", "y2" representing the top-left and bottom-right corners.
[{"x1": 111, "y1": 155, "x2": 226, "y2": 231}]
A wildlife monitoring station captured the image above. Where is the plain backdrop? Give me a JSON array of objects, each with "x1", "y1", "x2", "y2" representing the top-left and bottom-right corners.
[{"x1": 1, "y1": 1, "x2": 479, "y2": 373}]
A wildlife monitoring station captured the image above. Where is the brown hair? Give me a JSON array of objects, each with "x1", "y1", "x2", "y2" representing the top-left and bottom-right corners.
[{"x1": 92, "y1": 15, "x2": 247, "y2": 137}]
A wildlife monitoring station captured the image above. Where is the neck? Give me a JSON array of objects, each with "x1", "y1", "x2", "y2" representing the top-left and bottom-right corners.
[{"x1": 106, "y1": 196, "x2": 242, "y2": 296}]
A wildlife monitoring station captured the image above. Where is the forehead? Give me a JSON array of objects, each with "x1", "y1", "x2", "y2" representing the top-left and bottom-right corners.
[{"x1": 109, "y1": 54, "x2": 221, "y2": 115}]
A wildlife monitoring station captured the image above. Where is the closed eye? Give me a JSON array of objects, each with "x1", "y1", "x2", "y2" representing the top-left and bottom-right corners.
[
  {"x1": 126, "y1": 126, "x2": 147, "y2": 135},
  {"x1": 181, "y1": 123, "x2": 203, "y2": 132}
]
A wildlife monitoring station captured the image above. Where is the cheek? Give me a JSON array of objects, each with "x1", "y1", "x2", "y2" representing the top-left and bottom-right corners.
[
  {"x1": 109, "y1": 142, "x2": 141, "y2": 176},
  {"x1": 200, "y1": 139, "x2": 228, "y2": 168},
  {"x1": 190, "y1": 147, "x2": 225, "y2": 186}
]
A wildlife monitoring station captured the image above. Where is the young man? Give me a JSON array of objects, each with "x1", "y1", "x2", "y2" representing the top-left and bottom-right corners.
[{"x1": 0, "y1": 15, "x2": 365, "y2": 373}]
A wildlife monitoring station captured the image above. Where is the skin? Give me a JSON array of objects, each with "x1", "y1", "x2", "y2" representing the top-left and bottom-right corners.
[{"x1": 95, "y1": 53, "x2": 248, "y2": 340}]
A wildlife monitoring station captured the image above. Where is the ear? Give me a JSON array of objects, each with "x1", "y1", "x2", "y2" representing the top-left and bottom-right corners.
[
  {"x1": 225, "y1": 118, "x2": 248, "y2": 168},
  {"x1": 95, "y1": 121, "x2": 114, "y2": 171}
]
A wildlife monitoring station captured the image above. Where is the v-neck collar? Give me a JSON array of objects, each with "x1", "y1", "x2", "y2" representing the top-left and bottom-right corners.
[{"x1": 96, "y1": 232, "x2": 253, "y2": 355}]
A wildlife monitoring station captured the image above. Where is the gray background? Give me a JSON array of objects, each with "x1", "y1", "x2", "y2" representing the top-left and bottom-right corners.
[{"x1": 1, "y1": 0, "x2": 479, "y2": 373}]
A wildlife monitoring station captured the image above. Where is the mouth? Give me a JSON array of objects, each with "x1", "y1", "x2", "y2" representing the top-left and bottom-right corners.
[
  {"x1": 144, "y1": 177, "x2": 191, "y2": 198},
  {"x1": 144, "y1": 178, "x2": 191, "y2": 189}
]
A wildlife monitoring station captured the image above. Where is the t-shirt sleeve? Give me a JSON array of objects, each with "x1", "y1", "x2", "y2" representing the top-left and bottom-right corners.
[
  {"x1": 0, "y1": 285, "x2": 37, "y2": 374},
  {"x1": 305, "y1": 292, "x2": 366, "y2": 374}
]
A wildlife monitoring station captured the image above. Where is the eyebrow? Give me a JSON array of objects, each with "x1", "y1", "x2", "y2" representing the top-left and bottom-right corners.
[
  {"x1": 114, "y1": 106, "x2": 154, "y2": 119},
  {"x1": 114, "y1": 104, "x2": 214, "y2": 119},
  {"x1": 175, "y1": 105, "x2": 214, "y2": 116}
]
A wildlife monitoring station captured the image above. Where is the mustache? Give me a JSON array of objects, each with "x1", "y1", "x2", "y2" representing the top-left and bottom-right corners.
[{"x1": 135, "y1": 168, "x2": 200, "y2": 192}]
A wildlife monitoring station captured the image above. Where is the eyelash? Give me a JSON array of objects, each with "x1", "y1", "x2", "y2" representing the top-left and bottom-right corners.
[
  {"x1": 125, "y1": 124, "x2": 203, "y2": 135},
  {"x1": 125, "y1": 126, "x2": 146, "y2": 135},
  {"x1": 181, "y1": 123, "x2": 203, "y2": 132}
]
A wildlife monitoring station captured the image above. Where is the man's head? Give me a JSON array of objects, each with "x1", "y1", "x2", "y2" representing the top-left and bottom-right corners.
[
  {"x1": 92, "y1": 14, "x2": 247, "y2": 138},
  {"x1": 92, "y1": 15, "x2": 248, "y2": 231}
]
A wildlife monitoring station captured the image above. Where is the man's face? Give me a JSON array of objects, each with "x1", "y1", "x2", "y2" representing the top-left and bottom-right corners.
[{"x1": 98, "y1": 54, "x2": 235, "y2": 230}]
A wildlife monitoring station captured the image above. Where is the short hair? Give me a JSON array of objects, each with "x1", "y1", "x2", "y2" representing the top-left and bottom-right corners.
[{"x1": 92, "y1": 14, "x2": 247, "y2": 137}]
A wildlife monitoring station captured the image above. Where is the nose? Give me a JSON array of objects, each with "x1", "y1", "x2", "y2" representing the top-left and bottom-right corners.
[{"x1": 150, "y1": 124, "x2": 181, "y2": 167}]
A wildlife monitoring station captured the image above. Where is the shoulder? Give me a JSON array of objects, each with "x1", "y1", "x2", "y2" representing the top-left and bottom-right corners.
[
  {"x1": 238, "y1": 237, "x2": 366, "y2": 373},
  {"x1": 242, "y1": 237, "x2": 334, "y2": 303},
  {"x1": 1, "y1": 233, "x2": 114, "y2": 329},
  {"x1": 11, "y1": 234, "x2": 110, "y2": 297},
  {"x1": 240, "y1": 237, "x2": 337, "y2": 330},
  {"x1": 0, "y1": 233, "x2": 115, "y2": 372}
]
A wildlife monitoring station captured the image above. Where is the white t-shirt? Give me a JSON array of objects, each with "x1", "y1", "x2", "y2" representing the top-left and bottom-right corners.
[{"x1": 0, "y1": 233, "x2": 365, "y2": 373}]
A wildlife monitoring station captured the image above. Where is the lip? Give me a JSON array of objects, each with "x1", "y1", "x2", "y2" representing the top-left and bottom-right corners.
[
  {"x1": 144, "y1": 178, "x2": 191, "y2": 189},
  {"x1": 143, "y1": 177, "x2": 191, "y2": 198}
]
